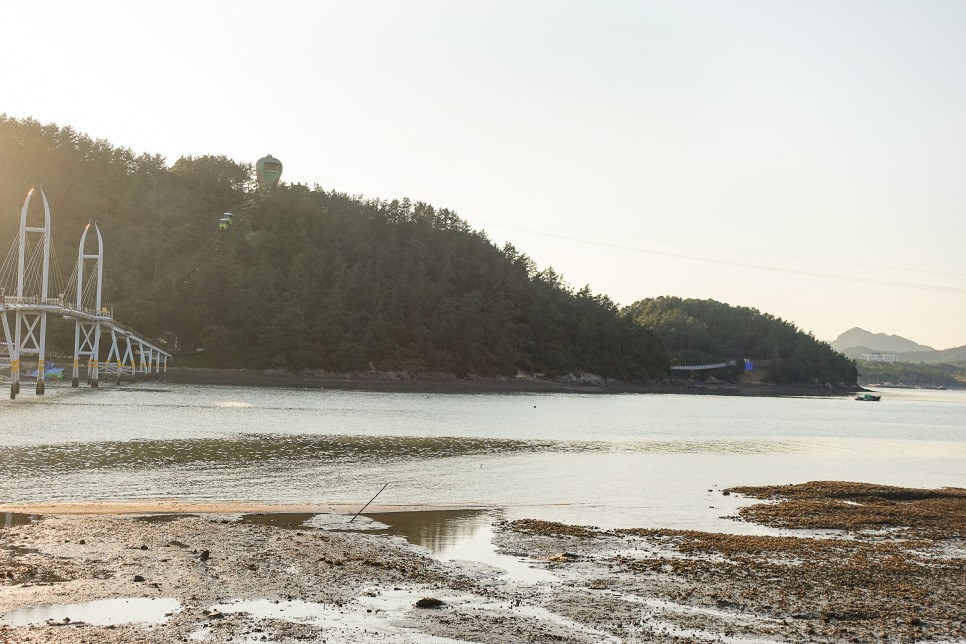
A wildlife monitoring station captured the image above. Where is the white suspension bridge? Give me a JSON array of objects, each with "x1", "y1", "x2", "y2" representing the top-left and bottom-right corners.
[{"x1": 1, "y1": 188, "x2": 171, "y2": 399}]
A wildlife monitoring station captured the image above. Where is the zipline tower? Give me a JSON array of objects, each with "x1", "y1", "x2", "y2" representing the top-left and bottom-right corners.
[{"x1": 72, "y1": 222, "x2": 104, "y2": 387}]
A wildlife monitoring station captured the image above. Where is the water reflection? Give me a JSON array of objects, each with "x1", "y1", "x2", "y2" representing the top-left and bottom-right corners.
[
  {"x1": 1, "y1": 513, "x2": 33, "y2": 529},
  {"x1": 364, "y1": 509, "x2": 553, "y2": 583},
  {"x1": 364, "y1": 509, "x2": 491, "y2": 555}
]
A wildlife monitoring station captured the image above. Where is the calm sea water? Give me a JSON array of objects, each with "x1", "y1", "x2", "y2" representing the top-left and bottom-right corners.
[{"x1": 2, "y1": 384, "x2": 964, "y2": 532}]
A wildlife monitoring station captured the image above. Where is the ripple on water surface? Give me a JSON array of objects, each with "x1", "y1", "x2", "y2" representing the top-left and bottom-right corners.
[
  {"x1": 0, "y1": 434, "x2": 552, "y2": 475},
  {"x1": 0, "y1": 433, "x2": 896, "y2": 478}
]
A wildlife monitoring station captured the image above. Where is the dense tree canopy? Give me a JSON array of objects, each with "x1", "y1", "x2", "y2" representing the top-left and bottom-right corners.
[
  {"x1": 624, "y1": 296, "x2": 858, "y2": 385},
  {"x1": 1, "y1": 115, "x2": 665, "y2": 380},
  {"x1": 855, "y1": 360, "x2": 965, "y2": 389}
]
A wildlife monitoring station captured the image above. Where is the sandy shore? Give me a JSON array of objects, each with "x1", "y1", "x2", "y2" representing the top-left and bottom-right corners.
[{"x1": 3, "y1": 483, "x2": 964, "y2": 643}]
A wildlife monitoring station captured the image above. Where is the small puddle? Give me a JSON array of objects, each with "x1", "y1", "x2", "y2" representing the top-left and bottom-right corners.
[
  {"x1": 2, "y1": 513, "x2": 34, "y2": 529},
  {"x1": 208, "y1": 597, "x2": 463, "y2": 643},
  {"x1": 238, "y1": 512, "x2": 318, "y2": 530},
  {"x1": 230, "y1": 510, "x2": 554, "y2": 584},
  {"x1": 0, "y1": 597, "x2": 180, "y2": 626},
  {"x1": 4, "y1": 544, "x2": 39, "y2": 556},
  {"x1": 363, "y1": 509, "x2": 554, "y2": 584},
  {"x1": 135, "y1": 514, "x2": 199, "y2": 524},
  {"x1": 362, "y1": 588, "x2": 620, "y2": 642}
]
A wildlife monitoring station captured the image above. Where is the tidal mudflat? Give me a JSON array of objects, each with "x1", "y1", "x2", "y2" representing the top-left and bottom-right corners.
[{"x1": 3, "y1": 482, "x2": 964, "y2": 643}]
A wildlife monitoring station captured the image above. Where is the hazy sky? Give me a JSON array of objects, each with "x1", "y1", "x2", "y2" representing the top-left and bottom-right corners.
[{"x1": 4, "y1": 1, "x2": 965, "y2": 348}]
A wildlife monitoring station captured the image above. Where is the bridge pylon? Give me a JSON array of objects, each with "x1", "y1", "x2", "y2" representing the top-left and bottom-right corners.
[
  {"x1": 72, "y1": 223, "x2": 104, "y2": 388},
  {"x1": 6, "y1": 189, "x2": 53, "y2": 397}
]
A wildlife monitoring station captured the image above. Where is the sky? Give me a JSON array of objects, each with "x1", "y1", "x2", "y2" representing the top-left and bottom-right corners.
[{"x1": 3, "y1": 1, "x2": 965, "y2": 349}]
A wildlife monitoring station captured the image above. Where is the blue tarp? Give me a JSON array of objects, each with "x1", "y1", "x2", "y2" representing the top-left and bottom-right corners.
[{"x1": 28, "y1": 363, "x2": 65, "y2": 379}]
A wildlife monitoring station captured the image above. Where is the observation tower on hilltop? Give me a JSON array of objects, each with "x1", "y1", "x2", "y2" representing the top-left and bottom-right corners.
[{"x1": 255, "y1": 154, "x2": 283, "y2": 191}]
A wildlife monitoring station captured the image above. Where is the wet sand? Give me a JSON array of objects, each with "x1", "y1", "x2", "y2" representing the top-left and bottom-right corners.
[
  {"x1": 0, "y1": 502, "x2": 464, "y2": 516},
  {"x1": 3, "y1": 482, "x2": 964, "y2": 643}
]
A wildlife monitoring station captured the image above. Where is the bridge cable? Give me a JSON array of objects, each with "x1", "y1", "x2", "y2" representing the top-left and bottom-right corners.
[
  {"x1": 0, "y1": 232, "x2": 20, "y2": 294},
  {"x1": 63, "y1": 262, "x2": 79, "y2": 307},
  {"x1": 48, "y1": 239, "x2": 67, "y2": 301},
  {"x1": 81, "y1": 267, "x2": 98, "y2": 311},
  {"x1": 24, "y1": 237, "x2": 45, "y2": 296}
]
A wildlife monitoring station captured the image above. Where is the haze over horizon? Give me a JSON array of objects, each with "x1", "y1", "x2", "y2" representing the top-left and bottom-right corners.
[{"x1": 3, "y1": 1, "x2": 964, "y2": 349}]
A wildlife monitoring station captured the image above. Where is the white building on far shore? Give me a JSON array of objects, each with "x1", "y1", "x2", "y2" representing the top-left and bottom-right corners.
[{"x1": 860, "y1": 353, "x2": 899, "y2": 363}]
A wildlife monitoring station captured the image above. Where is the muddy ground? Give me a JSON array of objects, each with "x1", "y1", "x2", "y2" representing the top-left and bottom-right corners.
[{"x1": 2, "y1": 482, "x2": 964, "y2": 643}]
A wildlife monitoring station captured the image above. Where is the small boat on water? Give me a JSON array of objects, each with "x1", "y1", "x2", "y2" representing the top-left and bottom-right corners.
[{"x1": 855, "y1": 393, "x2": 881, "y2": 401}]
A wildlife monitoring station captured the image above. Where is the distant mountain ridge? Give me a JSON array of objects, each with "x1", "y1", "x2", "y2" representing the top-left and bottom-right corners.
[
  {"x1": 832, "y1": 328, "x2": 966, "y2": 366},
  {"x1": 831, "y1": 328, "x2": 934, "y2": 354}
]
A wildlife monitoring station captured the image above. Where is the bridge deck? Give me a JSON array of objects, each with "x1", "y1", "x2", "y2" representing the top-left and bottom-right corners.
[{"x1": 0, "y1": 298, "x2": 171, "y2": 358}]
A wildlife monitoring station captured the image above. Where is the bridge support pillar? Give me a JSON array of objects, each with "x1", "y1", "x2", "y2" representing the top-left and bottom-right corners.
[
  {"x1": 10, "y1": 357, "x2": 19, "y2": 398},
  {"x1": 105, "y1": 329, "x2": 125, "y2": 385},
  {"x1": 2, "y1": 313, "x2": 17, "y2": 399},
  {"x1": 73, "y1": 321, "x2": 101, "y2": 389},
  {"x1": 9, "y1": 358, "x2": 19, "y2": 399},
  {"x1": 36, "y1": 354, "x2": 46, "y2": 396},
  {"x1": 137, "y1": 342, "x2": 148, "y2": 381},
  {"x1": 70, "y1": 320, "x2": 93, "y2": 387},
  {"x1": 125, "y1": 337, "x2": 136, "y2": 383},
  {"x1": 13, "y1": 311, "x2": 48, "y2": 396}
]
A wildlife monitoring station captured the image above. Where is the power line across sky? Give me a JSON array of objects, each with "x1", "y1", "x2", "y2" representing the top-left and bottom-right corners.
[{"x1": 478, "y1": 219, "x2": 966, "y2": 296}]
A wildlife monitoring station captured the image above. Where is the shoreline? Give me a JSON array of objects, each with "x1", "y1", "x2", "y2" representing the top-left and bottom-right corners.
[
  {"x1": 4, "y1": 483, "x2": 964, "y2": 642},
  {"x1": 162, "y1": 366, "x2": 863, "y2": 397}
]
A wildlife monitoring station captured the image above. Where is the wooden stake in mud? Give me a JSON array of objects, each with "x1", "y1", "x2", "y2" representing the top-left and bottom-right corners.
[{"x1": 350, "y1": 482, "x2": 389, "y2": 522}]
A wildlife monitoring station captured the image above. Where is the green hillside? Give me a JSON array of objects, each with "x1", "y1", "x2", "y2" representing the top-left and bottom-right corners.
[
  {"x1": 1, "y1": 115, "x2": 665, "y2": 380},
  {"x1": 2, "y1": 115, "x2": 858, "y2": 386},
  {"x1": 856, "y1": 360, "x2": 966, "y2": 389},
  {"x1": 624, "y1": 297, "x2": 858, "y2": 385}
]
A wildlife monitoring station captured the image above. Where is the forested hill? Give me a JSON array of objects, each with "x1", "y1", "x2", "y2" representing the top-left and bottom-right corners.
[
  {"x1": 0, "y1": 115, "x2": 664, "y2": 380},
  {"x1": 623, "y1": 297, "x2": 858, "y2": 385}
]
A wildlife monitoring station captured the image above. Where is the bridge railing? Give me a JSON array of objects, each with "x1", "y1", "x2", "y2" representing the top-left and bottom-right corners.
[
  {"x1": 1, "y1": 296, "x2": 113, "y2": 320},
  {"x1": 1, "y1": 295, "x2": 67, "y2": 308},
  {"x1": 670, "y1": 360, "x2": 738, "y2": 371},
  {"x1": 0, "y1": 296, "x2": 171, "y2": 358}
]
